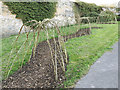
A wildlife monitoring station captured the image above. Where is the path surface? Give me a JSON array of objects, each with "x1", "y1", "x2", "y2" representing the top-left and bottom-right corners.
[{"x1": 75, "y1": 41, "x2": 118, "y2": 88}]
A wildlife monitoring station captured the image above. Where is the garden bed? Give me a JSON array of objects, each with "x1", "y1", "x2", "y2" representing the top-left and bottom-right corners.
[
  {"x1": 2, "y1": 27, "x2": 103, "y2": 88},
  {"x1": 97, "y1": 23, "x2": 117, "y2": 24}
]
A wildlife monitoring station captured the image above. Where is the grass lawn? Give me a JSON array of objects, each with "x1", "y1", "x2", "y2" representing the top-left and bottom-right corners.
[{"x1": 64, "y1": 23, "x2": 118, "y2": 87}]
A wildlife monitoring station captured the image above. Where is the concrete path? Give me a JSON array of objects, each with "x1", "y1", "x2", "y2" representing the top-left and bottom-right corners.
[{"x1": 75, "y1": 41, "x2": 118, "y2": 88}]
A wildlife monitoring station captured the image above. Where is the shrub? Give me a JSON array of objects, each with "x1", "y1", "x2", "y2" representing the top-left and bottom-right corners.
[
  {"x1": 73, "y1": 1, "x2": 102, "y2": 24},
  {"x1": 73, "y1": 2, "x2": 102, "y2": 17},
  {"x1": 98, "y1": 10, "x2": 115, "y2": 22},
  {"x1": 3, "y1": 2, "x2": 57, "y2": 25},
  {"x1": 117, "y1": 15, "x2": 120, "y2": 21},
  {"x1": 87, "y1": 12, "x2": 99, "y2": 17}
]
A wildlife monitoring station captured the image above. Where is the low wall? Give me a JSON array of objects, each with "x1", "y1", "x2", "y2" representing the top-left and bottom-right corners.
[{"x1": 0, "y1": 1, "x2": 29, "y2": 38}]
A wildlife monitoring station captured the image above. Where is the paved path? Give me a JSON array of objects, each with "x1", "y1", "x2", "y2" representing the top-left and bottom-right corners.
[{"x1": 75, "y1": 41, "x2": 118, "y2": 88}]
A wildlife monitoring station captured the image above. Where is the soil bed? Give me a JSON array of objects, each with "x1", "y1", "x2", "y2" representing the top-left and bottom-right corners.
[
  {"x1": 98, "y1": 23, "x2": 117, "y2": 24},
  {"x1": 2, "y1": 27, "x2": 102, "y2": 88}
]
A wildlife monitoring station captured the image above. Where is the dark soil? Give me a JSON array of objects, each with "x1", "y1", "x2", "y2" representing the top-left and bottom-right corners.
[
  {"x1": 2, "y1": 27, "x2": 102, "y2": 88},
  {"x1": 63, "y1": 27, "x2": 102, "y2": 42},
  {"x1": 97, "y1": 23, "x2": 117, "y2": 24}
]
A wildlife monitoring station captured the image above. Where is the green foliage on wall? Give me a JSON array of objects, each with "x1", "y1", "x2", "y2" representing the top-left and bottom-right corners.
[
  {"x1": 73, "y1": 2, "x2": 116, "y2": 23},
  {"x1": 73, "y1": 2, "x2": 103, "y2": 17},
  {"x1": 117, "y1": 15, "x2": 120, "y2": 21},
  {"x1": 116, "y1": 8, "x2": 120, "y2": 12},
  {"x1": 73, "y1": 1, "x2": 103, "y2": 24},
  {"x1": 99, "y1": 10, "x2": 116, "y2": 22},
  {"x1": 4, "y1": 2, "x2": 57, "y2": 24},
  {"x1": 116, "y1": 8, "x2": 120, "y2": 21}
]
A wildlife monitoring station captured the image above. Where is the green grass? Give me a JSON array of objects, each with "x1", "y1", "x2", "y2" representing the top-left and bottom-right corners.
[
  {"x1": 1, "y1": 24, "x2": 88, "y2": 80},
  {"x1": 64, "y1": 23, "x2": 118, "y2": 87},
  {"x1": 118, "y1": 21, "x2": 120, "y2": 38}
]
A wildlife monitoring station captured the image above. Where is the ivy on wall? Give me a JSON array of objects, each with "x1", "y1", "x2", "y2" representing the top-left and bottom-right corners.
[
  {"x1": 73, "y1": 1, "x2": 116, "y2": 23},
  {"x1": 73, "y1": 2, "x2": 103, "y2": 17},
  {"x1": 73, "y1": 1, "x2": 103, "y2": 24},
  {"x1": 4, "y1": 2, "x2": 57, "y2": 24},
  {"x1": 116, "y1": 8, "x2": 120, "y2": 21}
]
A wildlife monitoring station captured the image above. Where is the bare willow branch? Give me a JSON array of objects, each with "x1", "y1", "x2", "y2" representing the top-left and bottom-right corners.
[
  {"x1": 5, "y1": 24, "x2": 24, "y2": 71},
  {"x1": 7, "y1": 40, "x2": 27, "y2": 78},
  {"x1": 20, "y1": 29, "x2": 35, "y2": 68}
]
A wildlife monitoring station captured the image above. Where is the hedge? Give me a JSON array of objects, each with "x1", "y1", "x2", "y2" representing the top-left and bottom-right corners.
[
  {"x1": 73, "y1": 2, "x2": 116, "y2": 23},
  {"x1": 3, "y1": 2, "x2": 57, "y2": 25},
  {"x1": 98, "y1": 10, "x2": 116, "y2": 22},
  {"x1": 73, "y1": 2, "x2": 103, "y2": 17},
  {"x1": 117, "y1": 15, "x2": 120, "y2": 21},
  {"x1": 73, "y1": 1, "x2": 103, "y2": 23}
]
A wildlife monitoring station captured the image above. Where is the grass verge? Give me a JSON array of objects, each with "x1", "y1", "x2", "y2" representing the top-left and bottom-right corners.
[{"x1": 64, "y1": 23, "x2": 118, "y2": 87}]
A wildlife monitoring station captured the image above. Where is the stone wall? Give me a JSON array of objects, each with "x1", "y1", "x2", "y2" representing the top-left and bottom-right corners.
[
  {"x1": 53, "y1": 1, "x2": 76, "y2": 26},
  {"x1": 0, "y1": 1, "x2": 30, "y2": 38},
  {"x1": 0, "y1": 1, "x2": 76, "y2": 38}
]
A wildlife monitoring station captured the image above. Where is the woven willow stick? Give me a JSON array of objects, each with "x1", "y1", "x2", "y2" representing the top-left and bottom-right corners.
[
  {"x1": 32, "y1": 27, "x2": 37, "y2": 57},
  {"x1": 61, "y1": 38, "x2": 68, "y2": 63},
  {"x1": 54, "y1": 24, "x2": 66, "y2": 71},
  {"x1": 87, "y1": 18, "x2": 92, "y2": 34},
  {"x1": 114, "y1": 15, "x2": 118, "y2": 23},
  {"x1": 56, "y1": 23, "x2": 68, "y2": 63},
  {"x1": 32, "y1": 25, "x2": 40, "y2": 57},
  {"x1": 6, "y1": 21, "x2": 37, "y2": 69},
  {"x1": 46, "y1": 30, "x2": 55, "y2": 66},
  {"x1": 58, "y1": 35, "x2": 65, "y2": 72},
  {"x1": 33, "y1": 29, "x2": 40, "y2": 57},
  {"x1": 52, "y1": 30, "x2": 58, "y2": 80},
  {"x1": 57, "y1": 25, "x2": 68, "y2": 63},
  {"x1": 28, "y1": 29, "x2": 41, "y2": 63},
  {"x1": 55, "y1": 41, "x2": 65, "y2": 69},
  {"x1": 52, "y1": 36, "x2": 66, "y2": 76},
  {"x1": 7, "y1": 28, "x2": 35, "y2": 76},
  {"x1": 6, "y1": 20, "x2": 39, "y2": 78},
  {"x1": 20, "y1": 36, "x2": 34, "y2": 68},
  {"x1": 20, "y1": 29, "x2": 36, "y2": 68},
  {"x1": 52, "y1": 29, "x2": 63, "y2": 73},
  {"x1": 45, "y1": 30, "x2": 59, "y2": 80},
  {"x1": 5, "y1": 25, "x2": 24, "y2": 72},
  {"x1": 6, "y1": 39, "x2": 27, "y2": 78},
  {"x1": 18, "y1": 31, "x2": 29, "y2": 67}
]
